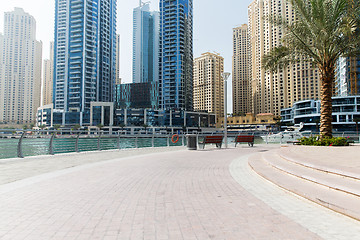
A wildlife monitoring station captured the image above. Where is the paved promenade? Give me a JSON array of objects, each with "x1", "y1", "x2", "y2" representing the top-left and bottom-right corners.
[{"x1": 0, "y1": 145, "x2": 359, "y2": 239}]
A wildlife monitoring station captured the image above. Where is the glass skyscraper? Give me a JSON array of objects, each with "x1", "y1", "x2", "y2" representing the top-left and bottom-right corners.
[
  {"x1": 53, "y1": 0, "x2": 117, "y2": 125},
  {"x1": 132, "y1": 2, "x2": 160, "y2": 84},
  {"x1": 335, "y1": 57, "x2": 360, "y2": 96},
  {"x1": 159, "y1": 0, "x2": 193, "y2": 111}
]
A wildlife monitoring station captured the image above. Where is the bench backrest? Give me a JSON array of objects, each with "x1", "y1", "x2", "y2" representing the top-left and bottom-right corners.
[
  {"x1": 204, "y1": 135, "x2": 223, "y2": 144},
  {"x1": 235, "y1": 135, "x2": 254, "y2": 142}
]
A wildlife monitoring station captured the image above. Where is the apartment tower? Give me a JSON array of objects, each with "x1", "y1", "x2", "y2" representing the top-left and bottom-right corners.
[
  {"x1": 159, "y1": 0, "x2": 193, "y2": 110},
  {"x1": 248, "y1": 0, "x2": 320, "y2": 116},
  {"x1": 53, "y1": 0, "x2": 117, "y2": 125},
  {"x1": 193, "y1": 52, "x2": 224, "y2": 119},
  {"x1": 0, "y1": 8, "x2": 42, "y2": 125},
  {"x1": 133, "y1": 1, "x2": 160, "y2": 84},
  {"x1": 232, "y1": 24, "x2": 251, "y2": 115},
  {"x1": 116, "y1": 34, "x2": 121, "y2": 84},
  {"x1": 42, "y1": 42, "x2": 54, "y2": 106}
]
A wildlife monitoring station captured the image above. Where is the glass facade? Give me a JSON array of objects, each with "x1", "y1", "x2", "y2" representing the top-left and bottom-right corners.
[
  {"x1": 132, "y1": 3, "x2": 160, "y2": 84},
  {"x1": 53, "y1": 0, "x2": 117, "y2": 125},
  {"x1": 115, "y1": 82, "x2": 159, "y2": 109},
  {"x1": 335, "y1": 57, "x2": 360, "y2": 96},
  {"x1": 114, "y1": 108, "x2": 215, "y2": 127},
  {"x1": 281, "y1": 96, "x2": 360, "y2": 131},
  {"x1": 159, "y1": 0, "x2": 193, "y2": 111}
]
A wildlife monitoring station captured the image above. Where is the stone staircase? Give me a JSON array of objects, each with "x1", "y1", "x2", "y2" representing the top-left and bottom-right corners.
[{"x1": 248, "y1": 147, "x2": 360, "y2": 221}]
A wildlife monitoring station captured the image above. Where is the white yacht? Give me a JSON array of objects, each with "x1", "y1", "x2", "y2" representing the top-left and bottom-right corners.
[{"x1": 261, "y1": 123, "x2": 310, "y2": 143}]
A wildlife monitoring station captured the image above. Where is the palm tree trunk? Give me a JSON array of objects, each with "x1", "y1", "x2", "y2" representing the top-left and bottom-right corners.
[{"x1": 319, "y1": 66, "x2": 334, "y2": 139}]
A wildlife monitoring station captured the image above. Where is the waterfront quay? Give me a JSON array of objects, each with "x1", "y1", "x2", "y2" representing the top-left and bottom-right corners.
[{"x1": 0, "y1": 145, "x2": 359, "y2": 239}]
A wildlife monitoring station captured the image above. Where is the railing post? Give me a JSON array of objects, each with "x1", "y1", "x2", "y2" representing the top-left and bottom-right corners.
[
  {"x1": 75, "y1": 132, "x2": 80, "y2": 152},
  {"x1": 196, "y1": 133, "x2": 199, "y2": 149},
  {"x1": 266, "y1": 133, "x2": 268, "y2": 144},
  {"x1": 117, "y1": 134, "x2": 121, "y2": 149},
  {"x1": 17, "y1": 132, "x2": 25, "y2": 158},
  {"x1": 152, "y1": 134, "x2": 155, "y2": 148},
  {"x1": 135, "y1": 136, "x2": 138, "y2": 148},
  {"x1": 49, "y1": 133, "x2": 55, "y2": 155},
  {"x1": 182, "y1": 134, "x2": 184, "y2": 146},
  {"x1": 167, "y1": 135, "x2": 170, "y2": 147},
  {"x1": 97, "y1": 131, "x2": 102, "y2": 151}
]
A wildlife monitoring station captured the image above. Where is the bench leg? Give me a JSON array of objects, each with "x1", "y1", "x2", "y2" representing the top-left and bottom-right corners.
[{"x1": 248, "y1": 142, "x2": 254, "y2": 147}]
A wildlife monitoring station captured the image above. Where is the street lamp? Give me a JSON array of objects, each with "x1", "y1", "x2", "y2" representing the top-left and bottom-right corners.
[{"x1": 222, "y1": 72, "x2": 231, "y2": 148}]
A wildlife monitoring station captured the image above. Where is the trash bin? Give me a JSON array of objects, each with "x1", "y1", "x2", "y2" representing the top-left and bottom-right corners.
[{"x1": 186, "y1": 134, "x2": 197, "y2": 150}]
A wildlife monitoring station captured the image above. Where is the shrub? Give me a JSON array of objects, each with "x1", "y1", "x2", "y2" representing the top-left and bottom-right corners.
[{"x1": 299, "y1": 136, "x2": 349, "y2": 146}]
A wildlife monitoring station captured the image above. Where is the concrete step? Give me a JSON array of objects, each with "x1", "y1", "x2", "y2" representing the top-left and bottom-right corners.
[
  {"x1": 278, "y1": 147, "x2": 360, "y2": 181},
  {"x1": 248, "y1": 152, "x2": 360, "y2": 221},
  {"x1": 263, "y1": 150, "x2": 360, "y2": 198}
]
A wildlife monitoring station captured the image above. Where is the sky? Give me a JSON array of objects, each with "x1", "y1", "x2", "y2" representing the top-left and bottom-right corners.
[{"x1": 0, "y1": 0, "x2": 254, "y2": 112}]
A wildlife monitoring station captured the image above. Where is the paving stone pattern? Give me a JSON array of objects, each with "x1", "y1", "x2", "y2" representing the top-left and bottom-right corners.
[{"x1": 0, "y1": 145, "x2": 357, "y2": 239}]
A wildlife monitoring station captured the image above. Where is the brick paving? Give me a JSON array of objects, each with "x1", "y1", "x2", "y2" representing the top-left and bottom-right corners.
[{"x1": 0, "y1": 145, "x2": 358, "y2": 239}]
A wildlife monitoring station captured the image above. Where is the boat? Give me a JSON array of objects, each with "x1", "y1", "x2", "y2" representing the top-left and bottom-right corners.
[{"x1": 261, "y1": 122, "x2": 311, "y2": 143}]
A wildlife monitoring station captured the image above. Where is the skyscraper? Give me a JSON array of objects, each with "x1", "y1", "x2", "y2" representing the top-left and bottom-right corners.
[
  {"x1": 53, "y1": 0, "x2": 117, "y2": 125},
  {"x1": 132, "y1": 1, "x2": 160, "y2": 84},
  {"x1": 335, "y1": 57, "x2": 360, "y2": 96},
  {"x1": 0, "y1": 8, "x2": 42, "y2": 125},
  {"x1": 248, "y1": 0, "x2": 320, "y2": 116},
  {"x1": 159, "y1": 0, "x2": 193, "y2": 111},
  {"x1": 193, "y1": 52, "x2": 224, "y2": 119},
  {"x1": 116, "y1": 34, "x2": 121, "y2": 85},
  {"x1": 232, "y1": 24, "x2": 251, "y2": 115},
  {"x1": 42, "y1": 42, "x2": 54, "y2": 106}
]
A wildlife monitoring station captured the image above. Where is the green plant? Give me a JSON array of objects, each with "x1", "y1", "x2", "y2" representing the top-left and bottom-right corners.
[
  {"x1": 96, "y1": 124, "x2": 104, "y2": 130},
  {"x1": 72, "y1": 124, "x2": 81, "y2": 130},
  {"x1": 300, "y1": 136, "x2": 349, "y2": 146}
]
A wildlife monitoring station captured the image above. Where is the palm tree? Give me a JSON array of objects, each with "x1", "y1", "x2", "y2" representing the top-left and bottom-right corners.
[{"x1": 262, "y1": 0, "x2": 360, "y2": 139}]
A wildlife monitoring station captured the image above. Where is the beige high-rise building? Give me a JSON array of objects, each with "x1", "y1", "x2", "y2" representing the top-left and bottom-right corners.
[
  {"x1": 42, "y1": 42, "x2": 54, "y2": 106},
  {"x1": 193, "y1": 52, "x2": 224, "y2": 120},
  {"x1": 248, "y1": 0, "x2": 320, "y2": 116},
  {"x1": 232, "y1": 24, "x2": 251, "y2": 115},
  {"x1": 0, "y1": 8, "x2": 42, "y2": 125}
]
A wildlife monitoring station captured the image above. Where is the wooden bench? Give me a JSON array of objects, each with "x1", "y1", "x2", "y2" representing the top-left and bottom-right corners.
[
  {"x1": 198, "y1": 135, "x2": 223, "y2": 149},
  {"x1": 234, "y1": 135, "x2": 255, "y2": 147},
  {"x1": 287, "y1": 140, "x2": 301, "y2": 145}
]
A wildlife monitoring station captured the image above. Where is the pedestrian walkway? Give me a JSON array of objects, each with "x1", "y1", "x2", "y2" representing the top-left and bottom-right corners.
[{"x1": 0, "y1": 145, "x2": 359, "y2": 239}]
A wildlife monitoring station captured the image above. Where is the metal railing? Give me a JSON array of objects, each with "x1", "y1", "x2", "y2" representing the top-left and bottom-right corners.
[
  {"x1": 0, "y1": 129, "x2": 186, "y2": 159},
  {"x1": 1, "y1": 129, "x2": 359, "y2": 159}
]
